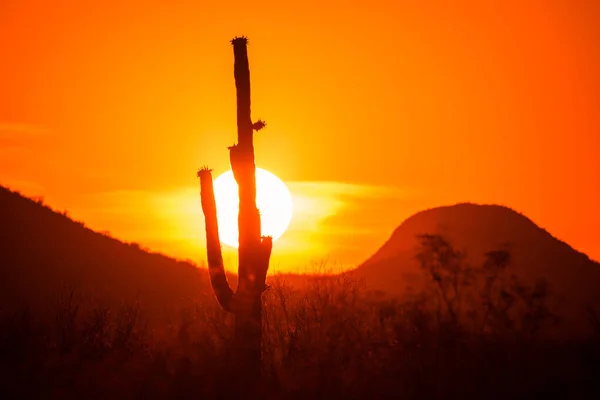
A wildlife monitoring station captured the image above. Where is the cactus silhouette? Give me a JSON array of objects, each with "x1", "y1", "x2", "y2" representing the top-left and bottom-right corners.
[{"x1": 197, "y1": 36, "x2": 272, "y2": 390}]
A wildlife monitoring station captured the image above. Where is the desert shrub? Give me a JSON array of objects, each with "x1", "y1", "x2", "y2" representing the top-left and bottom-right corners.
[
  {"x1": 415, "y1": 234, "x2": 559, "y2": 339},
  {"x1": 0, "y1": 240, "x2": 598, "y2": 399}
]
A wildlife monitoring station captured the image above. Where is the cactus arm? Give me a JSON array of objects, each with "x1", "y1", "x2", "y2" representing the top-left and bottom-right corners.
[{"x1": 197, "y1": 167, "x2": 235, "y2": 312}]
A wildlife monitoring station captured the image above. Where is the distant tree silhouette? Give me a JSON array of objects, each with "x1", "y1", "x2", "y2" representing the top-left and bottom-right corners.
[
  {"x1": 197, "y1": 36, "x2": 272, "y2": 391},
  {"x1": 415, "y1": 233, "x2": 558, "y2": 337}
]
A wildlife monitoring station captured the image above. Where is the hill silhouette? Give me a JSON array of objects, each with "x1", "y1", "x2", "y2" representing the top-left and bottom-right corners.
[
  {"x1": 3, "y1": 185, "x2": 599, "y2": 337},
  {"x1": 352, "y1": 203, "x2": 600, "y2": 338},
  {"x1": 1, "y1": 189, "x2": 599, "y2": 398},
  {"x1": 0, "y1": 185, "x2": 208, "y2": 317}
]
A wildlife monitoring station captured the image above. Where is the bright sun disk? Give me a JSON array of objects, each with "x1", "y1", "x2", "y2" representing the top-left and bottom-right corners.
[{"x1": 213, "y1": 168, "x2": 293, "y2": 248}]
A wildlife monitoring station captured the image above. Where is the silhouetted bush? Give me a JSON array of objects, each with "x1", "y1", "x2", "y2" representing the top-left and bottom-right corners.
[{"x1": 1, "y1": 258, "x2": 599, "y2": 399}]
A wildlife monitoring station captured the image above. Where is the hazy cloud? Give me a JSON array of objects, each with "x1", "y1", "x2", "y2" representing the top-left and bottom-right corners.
[
  {"x1": 0, "y1": 179, "x2": 46, "y2": 196},
  {"x1": 22, "y1": 180, "x2": 417, "y2": 273},
  {"x1": 0, "y1": 122, "x2": 51, "y2": 146},
  {"x1": 0, "y1": 122, "x2": 52, "y2": 170}
]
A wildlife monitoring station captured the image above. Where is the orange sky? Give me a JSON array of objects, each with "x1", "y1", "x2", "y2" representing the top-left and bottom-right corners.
[{"x1": 1, "y1": 0, "x2": 599, "y2": 272}]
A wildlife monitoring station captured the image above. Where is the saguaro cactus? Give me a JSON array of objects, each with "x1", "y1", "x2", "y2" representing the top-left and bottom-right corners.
[{"x1": 197, "y1": 36, "x2": 272, "y2": 385}]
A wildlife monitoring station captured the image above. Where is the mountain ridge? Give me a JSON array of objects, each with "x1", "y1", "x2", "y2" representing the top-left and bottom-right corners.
[
  {"x1": 352, "y1": 202, "x2": 600, "y2": 337},
  {"x1": 0, "y1": 185, "x2": 209, "y2": 316},
  {"x1": 4, "y1": 185, "x2": 599, "y2": 337},
  {"x1": 366, "y1": 203, "x2": 595, "y2": 265}
]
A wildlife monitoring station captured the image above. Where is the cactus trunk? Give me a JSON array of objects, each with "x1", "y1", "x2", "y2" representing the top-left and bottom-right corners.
[{"x1": 197, "y1": 36, "x2": 271, "y2": 391}]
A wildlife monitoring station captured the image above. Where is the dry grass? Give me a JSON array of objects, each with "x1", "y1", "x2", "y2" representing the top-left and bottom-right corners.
[{"x1": 1, "y1": 271, "x2": 599, "y2": 400}]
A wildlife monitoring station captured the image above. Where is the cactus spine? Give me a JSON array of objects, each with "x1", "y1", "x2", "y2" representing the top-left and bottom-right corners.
[{"x1": 197, "y1": 36, "x2": 271, "y2": 387}]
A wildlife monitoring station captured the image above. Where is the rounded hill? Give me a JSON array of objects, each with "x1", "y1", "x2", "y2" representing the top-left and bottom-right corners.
[{"x1": 352, "y1": 203, "x2": 600, "y2": 337}]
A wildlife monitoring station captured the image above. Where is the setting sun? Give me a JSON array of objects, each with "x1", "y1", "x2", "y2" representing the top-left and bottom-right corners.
[{"x1": 213, "y1": 168, "x2": 293, "y2": 248}]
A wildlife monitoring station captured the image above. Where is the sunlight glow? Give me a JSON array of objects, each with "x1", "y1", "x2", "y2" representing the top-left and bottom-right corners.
[{"x1": 213, "y1": 168, "x2": 293, "y2": 248}]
